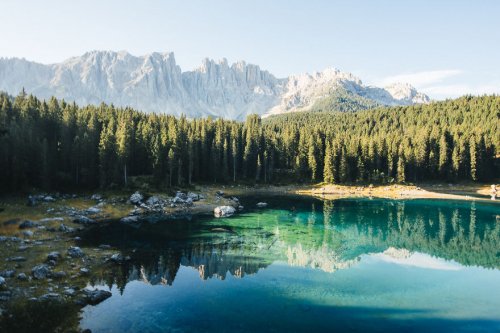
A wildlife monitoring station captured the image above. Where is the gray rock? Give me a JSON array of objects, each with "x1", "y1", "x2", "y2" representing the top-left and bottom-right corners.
[
  {"x1": 0, "y1": 276, "x2": 5, "y2": 288},
  {"x1": 59, "y1": 224, "x2": 75, "y2": 233},
  {"x1": 43, "y1": 196, "x2": 56, "y2": 202},
  {"x1": 67, "y1": 246, "x2": 84, "y2": 258},
  {"x1": 0, "y1": 270, "x2": 16, "y2": 278},
  {"x1": 19, "y1": 220, "x2": 39, "y2": 229},
  {"x1": 39, "y1": 293, "x2": 62, "y2": 301},
  {"x1": 216, "y1": 190, "x2": 225, "y2": 196},
  {"x1": 256, "y1": 202, "x2": 268, "y2": 208},
  {"x1": 90, "y1": 194, "x2": 102, "y2": 201},
  {"x1": 17, "y1": 273, "x2": 28, "y2": 281},
  {"x1": 7, "y1": 256, "x2": 26, "y2": 262},
  {"x1": 120, "y1": 215, "x2": 140, "y2": 225},
  {"x1": 98, "y1": 244, "x2": 111, "y2": 249},
  {"x1": 214, "y1": 206, "x2": 236, "y2": 218},
  {"x1": 145, "y1": 196, "x2": 162, "y2": 206},
  {"x1": 73, "y1": 216, "x2": 96, "y2": 225},
  {"x1": 47, "y1": 251, "x2": 61, "y2": 261},
  {"x1": 22, "y1": 230, "x2": 34, "y2": 237},
  {"x1": 52, "y1": 271, "x2": 67, "y2": 279},
  {"x1": 85, "y1": 206, "x2": 101, "y2": 214},
  {"x1": 32, "y1": 264, "x2": 51, "y2": 280},
  {"x1": 38, "y1": 217, "x2": 64, "y2": 223},
  {"x1": 83, "y1": 289, "x2": 112, "y2": 305},
  {"x1": 64, "y1": 288, "x2": 76, "y2": 296},
  {"x1": 187, "y1": 192, "x2": 201, "y2": 201},
  {"x1": 129, "y1": 191, "x2": 144, "y2": 205},
  {"x1": 0, "y1": 236, "x2": 22, "y2": 242},
  {"x1": 109, "y1": 253, "x2": 124, "y2": 263},
  {"x1": 46, "y1": 260, "x2": 57, "y2": 267},
  {"x1": 80, "y1": 268, "x2": 90, "y2": 275}
]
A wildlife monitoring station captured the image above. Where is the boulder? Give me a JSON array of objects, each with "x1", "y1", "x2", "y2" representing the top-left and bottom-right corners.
[
  {"x1": 19, "y1": 220, "x2": 39, "y2": 229},
  {"x1": 146, "y1": 196, "x2": 162, "y2": 206},
  {"x1": 17, "y1": 273, "x2": 28, "y2": 281},
  {"x1": 52, "y1": 271, "x2": 67, "y2": 279},
  {"x1": 85, "y1": 206, "x2": 101, "y2": 214},
  {"x1": 187, "y1": 192, "x2": 201, "y2": 201},
  {"x1": 256, "y1": 202, "x2": 268, "y2": 208},
  {"x1": 214, "y1": 206, "x2": 236, "y2": 218},
  {"x1": 0, "y1": 270, "x2": 15, "y2": 278},
  {"x1": 0, "y1": 277, "x2": 5, "y2": 288},
  {"x1": 109, "y1": 253, "x2": 124, "y2": 263},
  {"x1": 67, "y1": 246, "x2": 84, "y2": 258},
  {"x1": 31, "y1": 264, "x2": 51, "y2": 280},
  {"x1": 90, "y1": 194, "x2": 103, "y2": 201},
  {"x1": 216, "y1": 190, "x2": 225, "y2": 196},
  {"x1": 22, "y1": 230, "x2": 34, "y2": 237},
  {"x1": 129, "y1": 191, "x2": 144, "y2": 205},
  {"x1": 73, "y1": 216, "x2": 96, "y2": 225},
  {"x1": 120, "y1": 215, "x2": 141, "y2": 225},
  {"x1": 83, "y1": 289, "x2": 112, "y2": 305},
  {"x1": 47, "y1": 251, "x2": 61, "y2": 261},
  {"x1": 59, "y1": 224, "x2": 75, "y2": 233}
]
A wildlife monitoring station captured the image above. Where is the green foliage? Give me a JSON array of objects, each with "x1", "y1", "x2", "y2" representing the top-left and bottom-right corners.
[{"x1": 0, "y1": 91, "x2": 498, "y2": 192}]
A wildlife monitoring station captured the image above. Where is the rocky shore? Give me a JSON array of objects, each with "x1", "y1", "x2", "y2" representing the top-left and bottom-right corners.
[{"x1": 0, "y1": 188, "x2": 243, "y2": 328}]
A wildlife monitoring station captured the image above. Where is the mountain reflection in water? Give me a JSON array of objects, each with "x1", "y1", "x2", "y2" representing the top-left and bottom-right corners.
[{"x1": 78, "y1": 197, "x2": 500, "y2": 292}]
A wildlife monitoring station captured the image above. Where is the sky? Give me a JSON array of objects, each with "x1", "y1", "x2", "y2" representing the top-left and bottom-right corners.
[{"x1": 0, "y1": 0, "x2": 499, "y2": 99}]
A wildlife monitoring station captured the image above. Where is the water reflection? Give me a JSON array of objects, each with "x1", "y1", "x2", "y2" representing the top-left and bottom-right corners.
[{"x1": 79, "y1": 197, "x2": 500, "y2": 292}]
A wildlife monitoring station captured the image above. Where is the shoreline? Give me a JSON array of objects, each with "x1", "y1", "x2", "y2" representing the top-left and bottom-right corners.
[{"x1": 216, "y1": 183, "x2": 499, "y2": 203}]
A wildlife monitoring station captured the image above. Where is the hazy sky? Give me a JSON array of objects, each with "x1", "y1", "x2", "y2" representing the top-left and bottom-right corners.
[{"x1": 1, "y1": 0, "x2": 499, "y2": 99}]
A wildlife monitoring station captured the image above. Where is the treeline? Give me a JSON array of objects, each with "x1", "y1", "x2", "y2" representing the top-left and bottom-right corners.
[{"x1": 0, "y1": 91, "x2": 498, "y2": 192}]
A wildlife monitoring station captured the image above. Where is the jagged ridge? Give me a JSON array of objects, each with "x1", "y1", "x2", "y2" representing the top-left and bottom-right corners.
[{"x1": 0, "y1": 51, "x2": 429, "y2": 120}]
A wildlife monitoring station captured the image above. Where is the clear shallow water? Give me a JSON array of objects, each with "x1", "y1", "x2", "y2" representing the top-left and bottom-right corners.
[{"x1": 79, "y1": 197, "x2": 500, "y2": 332}]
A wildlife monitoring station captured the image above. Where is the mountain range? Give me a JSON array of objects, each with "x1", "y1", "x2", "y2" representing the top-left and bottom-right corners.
[{"x1": 0, "y1": 51, "x2": 430, "y2": 120}]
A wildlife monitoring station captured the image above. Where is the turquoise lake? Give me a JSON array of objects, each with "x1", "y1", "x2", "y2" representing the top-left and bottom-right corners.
[{"x1": 78, "y1": 196, "x2": 500, "y2": 332}]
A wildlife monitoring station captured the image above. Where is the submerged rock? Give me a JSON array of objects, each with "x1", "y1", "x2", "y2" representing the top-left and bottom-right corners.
[
  {"x1": 67, "y1": 246, "x2": 84, "y2": 258},
  {"x1": 214, "y1": 206, "x2": 236, "y2": 218},
  {"x1": 32, "y1": 264, "x2": 51, "y2": 280}
]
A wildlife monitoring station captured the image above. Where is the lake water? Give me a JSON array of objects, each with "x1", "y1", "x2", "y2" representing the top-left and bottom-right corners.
[{"x1": 79, "y1": 196, "x2": 500, "y2": 332}]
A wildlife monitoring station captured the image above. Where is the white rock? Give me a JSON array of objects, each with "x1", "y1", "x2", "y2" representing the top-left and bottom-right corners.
[
  {"x1": 256, "y1": 202, "x2": 268, "y2": 208},
  {"x1": 214, "y1": 206, "x2": 236, "y2": 218}
]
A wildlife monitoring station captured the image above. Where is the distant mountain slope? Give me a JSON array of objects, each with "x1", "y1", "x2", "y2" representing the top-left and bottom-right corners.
[{"x1": 0, "y1": 51, "x2": 430, "y2": 120}]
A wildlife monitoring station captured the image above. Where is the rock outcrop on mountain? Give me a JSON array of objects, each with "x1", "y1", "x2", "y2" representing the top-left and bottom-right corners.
[{"x1": 0, "y1": 51, "x2": 430, "y2": 120}]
